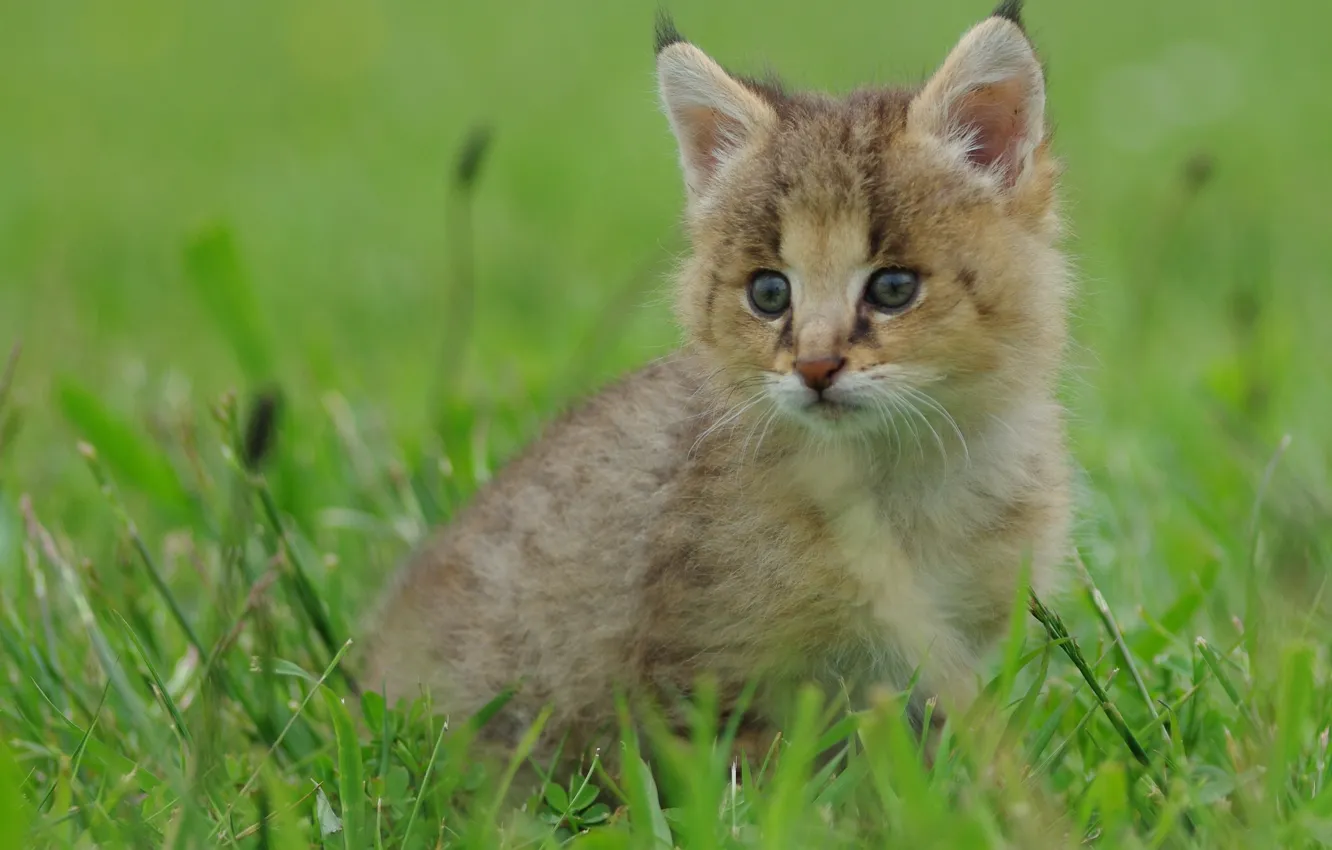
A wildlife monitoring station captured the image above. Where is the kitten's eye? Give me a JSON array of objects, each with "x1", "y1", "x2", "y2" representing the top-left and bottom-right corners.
[
  {"x1": 747, "y1": 270, "x2": 791, "y2": 317},
  {"x1": 865, "y1": 267, "x2": 920, "y2": 312}
]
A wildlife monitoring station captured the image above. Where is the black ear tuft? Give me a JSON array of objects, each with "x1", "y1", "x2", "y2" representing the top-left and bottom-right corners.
[
  {"x1": 992, "y1": 0, "x2": 1025, "y2": 30},
  {"x1": 654, "y1": 9, "x2": 686, "y2": 55}
]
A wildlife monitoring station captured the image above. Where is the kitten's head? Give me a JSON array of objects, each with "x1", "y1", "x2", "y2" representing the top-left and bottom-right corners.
[{"x1": 657, "y1": 2, "x2": 1067, "y2": 438}]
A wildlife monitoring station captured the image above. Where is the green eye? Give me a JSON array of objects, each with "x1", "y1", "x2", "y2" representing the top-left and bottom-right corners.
[
  {"x1": 865, "y1": 267, "x2": 920, "y2": 312},
  {"x1": 747, "y1": 270, "x2": 791, "y2": 317}
]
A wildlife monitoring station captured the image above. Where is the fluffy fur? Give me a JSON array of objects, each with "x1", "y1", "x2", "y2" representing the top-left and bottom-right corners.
[{"x1": 362, "y1": 2, "x2": 1071, "y2": 767}]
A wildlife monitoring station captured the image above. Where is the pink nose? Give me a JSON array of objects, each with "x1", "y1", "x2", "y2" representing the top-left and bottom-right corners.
[{"x1": 794, "y1": 356, "x2": 845, "y2": 392}]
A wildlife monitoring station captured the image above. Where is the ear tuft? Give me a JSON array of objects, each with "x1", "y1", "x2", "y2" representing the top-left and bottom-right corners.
[
  {"x1": 654, "y1": 10, "x2": 686, "y2": 55},
  {"x1": 991, "y1": 0, "x2": 1025, "y2": 31},
  {"x1": 909, "y1": 17, "x2": 1045, "y2": 189},
  {"x1": 657, "y1": 41, "x2": 776, "y2": 202}
]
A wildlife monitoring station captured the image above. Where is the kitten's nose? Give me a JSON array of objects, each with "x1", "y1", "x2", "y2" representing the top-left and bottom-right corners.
[{"x1": 794, "y1": 356, "x2": 846, "y2": 392}]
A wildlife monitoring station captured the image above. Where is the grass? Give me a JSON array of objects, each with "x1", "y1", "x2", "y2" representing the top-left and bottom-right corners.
[{"x1": 4, "y1": 0, "x2": 1332, "y2": 846}]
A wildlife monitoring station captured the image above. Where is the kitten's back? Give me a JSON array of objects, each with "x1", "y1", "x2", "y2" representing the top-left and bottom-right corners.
[{"x1": 361, "y1": 352, "x2": 709, "y2": 739}]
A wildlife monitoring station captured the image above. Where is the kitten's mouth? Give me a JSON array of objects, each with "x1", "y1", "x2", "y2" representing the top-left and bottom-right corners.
[
  {"x1": 805, "y1": 395, "x2": 862, "y2": 420},
  {"x1": 767, "y1": 381, "x2": 877, "y2": 429}
]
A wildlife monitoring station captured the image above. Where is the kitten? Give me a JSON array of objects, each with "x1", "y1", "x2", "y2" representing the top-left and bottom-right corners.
[{"x1": 362, "y1": 0, "x2": 1071, "y2": 767}]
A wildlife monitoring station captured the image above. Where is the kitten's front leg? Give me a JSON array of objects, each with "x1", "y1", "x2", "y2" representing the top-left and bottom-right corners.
[{"x1": 728, "y1": 716, "x2": 781, "y2": 770}]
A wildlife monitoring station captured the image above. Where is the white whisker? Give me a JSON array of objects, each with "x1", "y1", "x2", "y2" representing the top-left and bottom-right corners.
[
  {"x1": 894, "y1": 388, "x2": 946, "y2": 470},
  {"x1": 881, "y1": 387, "x2": 925, "y2": 464},
  {"x1": 749, "y1": 404, "x2": 782, "y2": 463},
  {"x1": 738, "y1": 395, "x2": 777, "y2": 462},
  {"x1": 902, "y1": 386, "x2": 970, "y2": 467},
  {"x1": 691, "y1": 391, "x2": 765, "y2": 456}
]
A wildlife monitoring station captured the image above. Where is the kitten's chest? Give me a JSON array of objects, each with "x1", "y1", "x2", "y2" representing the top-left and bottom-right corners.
[
  {"x1": 823, "y1": 494, "x2": 920, "y2": 611},
  {"x1": 781, "y1": 453, "x2": 974, "y2": 663}
]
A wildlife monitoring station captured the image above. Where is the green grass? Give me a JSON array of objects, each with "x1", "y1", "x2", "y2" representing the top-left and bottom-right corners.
[{"x1": 4, "y1": 0, "x2": 1332, "y2": 846}]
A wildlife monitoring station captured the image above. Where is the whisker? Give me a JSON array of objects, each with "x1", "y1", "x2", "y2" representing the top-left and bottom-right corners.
[
  {"x1": 883, "y1": 387, "x2": 934, "y2": 468},
  {"x1": 903, "y1": 386, "x2": 970, "y2": 467},
  {"x1": 691, "y1": 392, "x2": 766, "y2": 456},
  {"x1": 750, "y1": 404, "x2": 782, "y2": 463},
  {"x1": 906, "y1": 393, "x2": 948, "y2": 470},
  {"x1": 738, "y1": 394, "x2": 777, "y2": 462},
  {"x1": 881, "y1": 387, "x2": 925, "y2": 464},
  {"x1": 865, "y1": 393, "x2": 900, "y2": 459}
]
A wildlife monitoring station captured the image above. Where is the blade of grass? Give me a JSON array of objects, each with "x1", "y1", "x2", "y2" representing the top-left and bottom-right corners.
[
  {"x1": 0, "y1": 341, "x2": 20, "y2": 456},
  {"x1": 1025, "y1": 684, "x2": 1077, "y2": 767},
  {"x1": 80, "y1": 445, "x2": 202, "y2": 651},
  {"x1": 199, "y1": 568, "x2": 278, "y2": 683},
  {"x1": 1196, "y1": 637, "x2": 1264, "y2": 737},
  {"x1": 377, "y1": 690, "x2": 391, "y2": 780},
  {"x1": 430, "y1": 126, "x2": 492, "y2": 428},
  {"x1": 398, "y1": 709, "x2": 449, "y2": 850},
  {"x1": 184, "y1": 224, "x2": 275, "y2": 383},
  {"x1": 81, "y1": 445, "x2": 285, "y2": 751},
  {"x1": 320, "y1": 689, "x2": 366, "y2": 850},
  {"x1": 252, "y1": 481, "x2": 341, "y2": 667},
  {"x1": 57, "y1": 383, "x2": 192, "y2": 515},
  {"x1": 1242, "y1": 434, "x2": 1292, "y2": 664},
  {"x1": 1031, "y1": 693, "x2": 1101, "y2": 779},
  {"x1": 112, "y1": 612, "x2": 192, "y2": 753},
  {"x1": 1077, "y1": 551, "x2": 1165, "y2": 743},
  {"x1": 21, "y1": 497, "x2": 151, "y2": 737},
  {"x1": 485, "y1": 706, "x2": 552, "y2": 825},
  {"x1": 1271, "y1": 641, "x2": 1314, "y2": 808},
  {"x1": 1002, "y1": 642, "x2": 1052, "y2": 749},
  {"x1": 215, "y1": 639, "x2": 353, "y2": 838},
  {"x1": 0, "y1": 737, "x2": 31, "y2": 848},
  {"x1": 995, "y1": 555, "x2": 1036, "y2": 703},
  {"x1": 1134, "y1": 680, "x2": 1207, "y2": 741},
  {"x1": 0, "y1": 588, "x2": 75, "y2": 723},
  {"x1": 760, "y1": 685, "x2": 824, "y2": 847},
  {"x1": 0, "y1": 341, "x2": 19, "y2": 414},
  {"x1": 33, "y1": 686, "x2": 163, "y2": 794},
  {"x1": 1029, "y1": 591, "x2": 1151, "y2": 768},
  {"x1": 616, "y1": 693, "x2": 673, "y2": 850},
  {"x1": 17, "y1": 540, "x2": 85, "y2": 716},
  {"x1": 232, "y1": 772, "x2": 318, "y2": 845},
  {"x1": 39, "y1": 681, "x2": 110, "y2": 813},
  {"x1": 1032, "y1": 592, "x2": 1197, "y2": 833}
]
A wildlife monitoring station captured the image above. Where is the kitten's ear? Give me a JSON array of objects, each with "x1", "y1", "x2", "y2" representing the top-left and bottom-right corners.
[
  {"x1": 909, "y1": 12, "x2": 1045, "y2": 189},
  {"x1": 656, "y1": 23, "x2": 776, "y2": 202}
]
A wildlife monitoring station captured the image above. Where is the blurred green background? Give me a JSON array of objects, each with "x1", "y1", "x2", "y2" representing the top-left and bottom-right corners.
[
  {"x1": 4, "y1": 4, "x2": 1332, "y2": 844},
  {"x1": 1, "y1": 0, "x2": 1330, "y2": 602}
]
